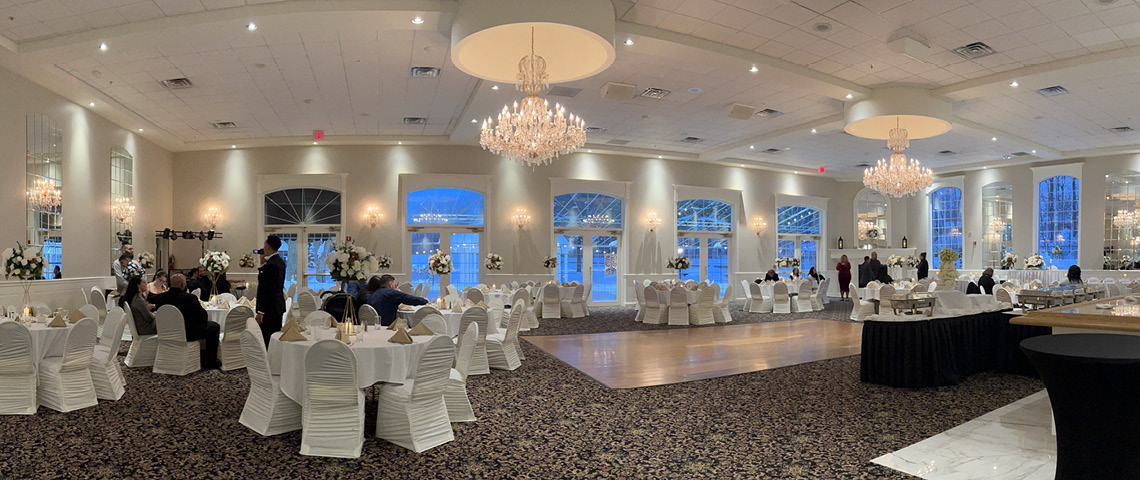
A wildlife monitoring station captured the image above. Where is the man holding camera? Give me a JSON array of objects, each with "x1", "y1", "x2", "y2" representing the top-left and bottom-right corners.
[{"x1": 255, "y1": 235, "x2": 287, "y2": 347}]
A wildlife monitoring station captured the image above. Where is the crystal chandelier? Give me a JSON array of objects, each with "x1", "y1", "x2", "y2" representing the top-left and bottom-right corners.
[
  {"x1": 480, "y1": 27, "x2": 587, "y2": 167},
  {"x1": 862, "y1": 118, "x2": 933, "y2": 198},
  {"x1": 27, "y1": 178, "x2": 61, "y2": 210},
  {"x1": 987, "y1": 218, "x2": 1007, "y2": 239},
  {"x1": 857, "y1": 220, "x2": 879, "y2": 240},
  {"x1": 112, "y1": 198, "x2": 136, "y2": 226},
  {"x1": 1114, "y1": 209, "x2": 1140, "y2": 229}
]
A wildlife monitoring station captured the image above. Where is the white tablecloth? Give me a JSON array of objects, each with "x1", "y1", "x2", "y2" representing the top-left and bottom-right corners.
[
  {"x1": 397, "y1": 306, "x2": 498, "y2": 337},
  {"x1": 270, "y1": 327, "x2": 434, "y2": 404},
  {"x1": 759, "y1": 283, "x2": 803, "y2": 297},
  {"x1": 862, "y1": 285, "x2": 914, "y2": 301},
  {"x1": 26, "y1": 322, "x2": 71, "y2": 365},
  {"x1": 654, "y1": 289, "x2": 700, "y2": 305},
  {"x1": 1004, "y1": 269, "x2": 1066, "y2": 286}
]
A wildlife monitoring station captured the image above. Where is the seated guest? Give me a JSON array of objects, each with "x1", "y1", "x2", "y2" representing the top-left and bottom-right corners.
[
  {"x1": 875, "y1": 264, "x2": 893, "y2": 284},
  {"x1": 978, "y1": 268, "x2": 996, "y2": 295},
  {"x1": 857, "y1": 256, "x2": 873, "y2": 288},
  {"x1": 192, "y1": 266, "x2": 213, "y2": 300},
  {"x1": 790, "y1": 267, "x2": 801, "y2": 280},
  {"x1": 152, "y1": 274, "x2": 221, "y2": 369},
  {"x1": 808, "y1": 267, "x2": 824, "y2": 283},
  {"x1": 186, "y1": 267, "x2": 204, "y2": 295},
  {"x1": 214, "y1": 272, "x2": 232, "y2": 296},
  {"x1": 118, "y1": 275, "x2": 156, "y2": 336},
  {"x1": 1063, "y1": 265, "x2": 1083, "y2": 285},
  {"x1": 357, "y1": 276, "x2": 383, "y2": 306},
  {"x1": 52, "y1": 265, "x2": 61, "y2": 279},
  {"x1": 114, "y1": 255, "x2": 131, "y2": 293},
  {"x1": 147, "y1": 271, "x2": 169, "y2": 298},
  {"x1": 364, "y1": 274, "x2": 429, "y2": 326},
  {"x1": 761, "y1": 269, "x2": 779, "y2": 283}
]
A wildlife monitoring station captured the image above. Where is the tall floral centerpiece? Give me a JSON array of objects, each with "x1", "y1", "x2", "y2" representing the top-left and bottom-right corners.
[
  {"x1": 199, "y1": 250, "x2": 230, "y2": 299},
  {"x1": 936, "y1": 248, "x2": 959, "y2": 288},
  {"x1": 666, "y1": 255, "x2": 691, "y2": 275},
  {"x1": 485, "y1": 253, "x2": 503, "y2": 271},
  {"x1": 325, "y1": 242, "x2": 379, "y2": 323},
  {"x1": 238, "y1": 253, "x2": 257, "y2": 269},
  {"x1": 543, "y1": 255, "x2": 558, "y2": 269},
  {"x1": 1024, "y1": 254, "x2": 1045, "y2": 270},
  {"x1": 1001, "y1": 253, "x2": 1018, "y2": 270},
  {"x1": 775, "y1": 257, "x2": 800, "y2": 269},
  {"x1": 3, "y1": 243, "x2": 45, "y2": 316},
  {"x1": 376, "y1": 254, "x2": 392, "y2": 270},
  {"x1": 1051, "y1": 245, "x2": 1063, "y2": 268},
  {"x1": 138, "y1": 251, "x2": 156, "y2": 272}
]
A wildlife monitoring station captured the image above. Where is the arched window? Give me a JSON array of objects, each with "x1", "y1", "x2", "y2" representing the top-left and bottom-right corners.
[
  {"x1": 930, "y1": 187, "x2": 962, "y2": 268},
  {"x1": 1039, "y1": 175, "x2": 1079, "y2": 267},
  {"x1": 677, "y1": 199, "x2": 733, "y2": 232},
  {"x1": 776, "y1": 206, "x2": 821, "y2": 274},
  {"x1": 553, "y1": 193, "x2": 622, "y2": 229},
  {"x1": 406, "y1": 188, "x2": 484, "y2": 225},
  {"x1": 982, "y1": 182, "x2": 1013, "y2": 268},
  {"x1": 264, "y1": 188, "x2": 342, "y2": 225}
]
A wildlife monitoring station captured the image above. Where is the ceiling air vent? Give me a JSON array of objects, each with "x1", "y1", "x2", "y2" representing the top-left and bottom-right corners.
[
  {"x1": 584, "y1": 126, "x2": 607, "y2": 133},
  {"x1": 952, "y1": 41, "x2": 996, "y2": 60},
  {"x1": 639, "y1": 87, "x2": 671, "y2": 99},
  {"x1": 160, "y1": 77, "x2": 193, "y2": 90},
  {"x1": 938, "y1": 150, "x2": 957, "y2": 155},
  {"x1": 1010, "y1": 151, "x2": 1033, "y2": 157},
  {"x1": 755, "y1": 108, "x2": 784, "y2": 118},
  {"x1": 855, "y1": 162, "x2": 871, "y2": 167},
  {"x1": 606, "y1": 139, "x2": 631, "y2": 145},
  {"x1": 1110, "y1": 126, "x2": 1134, "y2": 133},
  {"x1": 762, "y1": 148, "x2": 782, "y2": 154},
  {"x1": 409, "y1": 67, "x2": 440, "y2": 78},
  {"x1": 1036, "y1": 85, "x2": 1069, "y2": 97},
  {"x1": 402, "y1": 117, "x2": 427, "y2": 124},
  {"x1": 548, "y1": 86, "x2": 582, "y2": 98},
  {"x1": 210, "y1": 121, "x2": 237, "y2": 129},
  {"x1": 681, "y1": 136, "x2": 702, "y2": 143}
]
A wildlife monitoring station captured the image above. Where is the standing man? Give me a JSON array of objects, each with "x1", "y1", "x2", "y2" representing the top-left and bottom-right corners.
[
  {"x1": 869, "y1": 251, "x2": 882, "y2": 277},
  {"x1": 112, "y1": 244, "x2": 144, "y2": 293},
  {"x1": 916, "y1": 252, "x2": 929, "y2": 280},
  {"x1": 255, "y1": 235, "x2": 287, "y2": 347},
  {"x1": 857, "y1": 256, "x2": 872, "y2": 288}
]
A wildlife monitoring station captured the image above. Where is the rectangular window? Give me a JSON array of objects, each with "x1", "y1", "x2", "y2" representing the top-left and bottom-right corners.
[
  {"x1": 1039, "y1": 176, "x2": 1079, "y2": 267},
  {"x1": 449, "y1": 233, "x2": 480, "y2": 292},
  {"x1": 411, "y1": 233, "x2": 441, "y2": 299},
  {"x1": 557, "y1": 235, "x2": 584, "y2": 285},
  {"x1": 931, "y1": 187, "x2": 963, "y2": 269},
  {"x1": 677, "y1": 237, "x2": 701, "y2": 282}
]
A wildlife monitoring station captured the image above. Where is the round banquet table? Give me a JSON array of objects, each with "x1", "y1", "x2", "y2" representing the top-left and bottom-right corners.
[
  {"x1": 397, "y1": 306, "x2": 499, "y2": 337},
  {"x1": 1022, "y1": 334, "x2": 1140, "y2": 480},
  {"x1": 758, "y1": 282, "x2": 804, "y2": 298},
  {"x1": 22, "y1": 321, "x2": 72, "y2": 365},
  {"x1": 270, "y1": 327, "x2": 434, "y2": 404},
  {"x1": 861, "y1": 285, "x2": 914, "y2": 301},
  {"x1": 654, "y1": 289, "x2": 701, "y2": 305}
]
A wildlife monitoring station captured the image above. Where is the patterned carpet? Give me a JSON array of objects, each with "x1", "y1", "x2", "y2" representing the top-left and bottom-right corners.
[
  {"x1": 0, "y1": 335, "x2": 1042, "y2": 479},
  {"x1": 521, "y1": 299, "x2": 856, "y2": 336}
]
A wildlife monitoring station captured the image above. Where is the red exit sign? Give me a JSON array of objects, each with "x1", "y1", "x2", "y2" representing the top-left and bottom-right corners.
[{"x1": 313, "y1": 130, "x2": 324, "y2": 140}]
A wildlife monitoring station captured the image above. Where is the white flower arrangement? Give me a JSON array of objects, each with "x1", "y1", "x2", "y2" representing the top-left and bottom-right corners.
[
  {"x1": 199, "y1": 250, "x2": 230, "y2": 276},
  {"x1": 885, "y1": 255, "x2": 905, "y2": 268},
  {"x1": 1001, "y1": 253, "x2": 1018, "y2": 270},
  {"x1": 238, "y1": 253, "x2": 257, "y2": 269},
  {"x1": 485, "y1": 253, "x2": 503, "y2": 271},
  {"x1": 865, "y1": 227, "x2": 879, "y2": 239},
  {"x1": 1052, "y1": 245, "x2": 1063, "y2": 258},
  {"x1": 937, "y1": 248, "x2": 959, "y2": 265},
  {"x1": 376, "y1": 254, "x2": 392, "y2": 270},
  {"x1": 427, "y1": 250, "x2": 454, "y2": 275},
  {"x1": 325, "y1": 242, "x2": 380, "y2": 283},
  {"x1": 666, "y1": 255, "x2": 692, "y2": 270},
  {"x1": 905, "y1": 255, "x2": 918, "y2": 268},
  {"x1": 775, "y1": 257, "x2": 800, "y2": 268},
  {"x1": 2, "y1": 243, "x2": 45, "y2": 280},
  {"x1": 1024, "y1": 254, "x2": 1045, "y2": 269},
  {"x1": 543, "y1": 255, "x2": 558, "y2": 269},
  {"x1": 138, "y1": 251, "x2": 156, "y2": 271}
]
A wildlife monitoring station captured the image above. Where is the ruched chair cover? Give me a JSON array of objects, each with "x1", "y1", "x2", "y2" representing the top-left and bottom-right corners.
[
  {"x1": 29, "y1": 302, "x2": 51, "y2": 317},
  {"x1": 456, "y1": 307, "x2": 490, "y2": 375},
  {"x1": 487, "y1": 297, "x2": 505, "y2": 329},
  {"x1": 541, "y1": 284, "x2": 561, "y2": 320},
  {"x1": 153, "y1": 305, "x2": 201, "y2": 376},
  {"x1": 713, "y1": 284, "x2": 733, "y2": 323},
  {"x1": 508, "y1": 290, "x2": 531, "y2": 331},
  {"x1": 216, "y1": 293, "x2": 238, "y2": 306},
  {"x1": 927, "y1": 281, "x2": 939, "y2": 292},
  {"x1": 850, "y1": 283, "x2": 875, "y2": 322},
  {"x1": 123, "y1": 304, "x2": 159, "y2": 368},
  {"x1": 641, "y1": 286, "x2": 665, "y2": 324},
  {"x1": 879, "y1": 285, "x2": 896, "y2": 312},
  {"x1": 286, "y1": 284, "x2": 297, "y2": 302},
  {"x1": 419, "y1": 314, "x2": 448, "y2": 337},
  {"x1": 465, "y1": 289, "x2": 484, "y2": 304},
  {"x1": 688, "y1": 287, "x2": 716, "y2": 325},
  {"x1": 751, "y1": 283, "x2": 772, "y2": 313},
  {"x1": 794, "y1": 279, "x2": 814, "y2": 312},
  {"x1": 487, "y1": 301, "x2": 523, "y2": 370},
  {"x1": 95, "y1": 306, "x2": 125, "y2": 356},
  {"x1": 244, "y1": 282, "x2": 258, "y2": 300},
  {"x1": 446, "y1": 322, "x2": 478, "y2": 423},
  {"x1": 562, "y1": 284, "x2": 586, "y2": 318},
  {"x1": 812, "y1": 279, "x2": 828, "y2": 311},
  {"x1": 301, "y1": 339, "x2": 364, "y2": 458},
  {"x1": 398, "y1": 282, "x2": 414, "y2": 294},
  {"x1": 741, "y1": 280, "x2": 755, "y2": 311},
  {"x1": 581, "y1": 284, "x2": 592, "y2": 316},
  {"x1": 239, "y1": 329, "x2": 301, "y2": 436},
  {"x1": 219, "y1": 306, "x2": 255, "y2": 371},
  {"x1": 297, "y1": 292, "x2": 319, "y2": 319},
  {"x1": 303, "y1": 311, "x2": 334, "y2": 329},
  {"x1": 90, "y1": 312, "x2": 126, "y2": 401},
  {"x1": 667, "y1": 287, "x2": 689, "y2": 326},
  {"x1": 0, "y1": 322, "x2": 37, "y2": 414},
  {"x1": 376, "y1": 335, "x2": 456, "y2": 453},
  {"x1": 633, "y1": 284, "x2": 647, "y2": 322},
  {"x1": 994, "y1": 286, "x2": 1014, "y2": 306},
  {"x1": 38, "y1": 318, "x2": 98, "y2": 412},
  {"x1": 358, "y1": 304, "x2": 380, "y2": 327},
  {"x1": 411, "y1": 306, "x2": 441, "y2": 326},
  {"x1": 772, "y1": 282, "x2": 791, "y2": 314},
  {"x1": 190, "y1": 289, "x2": 202, "y2": 299}
]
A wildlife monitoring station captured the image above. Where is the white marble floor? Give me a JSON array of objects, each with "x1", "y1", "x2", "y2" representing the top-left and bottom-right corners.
[{"x1": 873, "y1": 391, "x2": 1057, "y2": 479}]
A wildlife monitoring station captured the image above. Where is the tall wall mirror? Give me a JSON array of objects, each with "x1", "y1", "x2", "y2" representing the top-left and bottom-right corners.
[
  {"x1": 1105, "y1": 171, "x2": 1140, "y2": 269},
  {"x1": 982, "y1": 182, "x2": 1014, "y2": 268},
  {"x1": 854, "y1": 189, "x2": 889, "y2": 247},
  {"x1": 26, "y1": 114, "x2": 63, "y2": 278},
  {"x1": 111, "y1": 148, "x2": 135, "y2": 263}
]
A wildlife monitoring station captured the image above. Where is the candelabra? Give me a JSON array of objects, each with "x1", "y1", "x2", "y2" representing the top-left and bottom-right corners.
[{"x1": 112, "y1": 198, "x2": 135, "y2": 226}]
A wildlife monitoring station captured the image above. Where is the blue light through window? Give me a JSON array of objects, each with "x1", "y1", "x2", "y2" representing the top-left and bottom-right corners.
[
  {"x1": 931, "y1": 187, "x2": 963, "y2": 269},
  {"x1": 777, "y1": 206, "x2": 821, "y2": 235},
  {"x1": 406, "y1": 188, "x2": 484, "y2": 226},
  {"x1": 553, "y1": 193, "x2": 623, "y2": 229},
  {"x1": 264, "y1": 188, "x2": 342, "y2": 225},
  {"x1": 1039, "y1": 176, "x2": 1079, "y2": 267},
  {"x1": 677, "y1": 199, "x2": 733, "y2": 232}
]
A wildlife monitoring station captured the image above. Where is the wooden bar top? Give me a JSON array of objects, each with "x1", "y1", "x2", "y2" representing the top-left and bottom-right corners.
[{"x1": 1011, "y1": 296, "x2": 1140, "y2": 333}]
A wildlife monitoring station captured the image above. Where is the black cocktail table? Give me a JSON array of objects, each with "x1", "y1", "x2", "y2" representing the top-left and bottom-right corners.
[{"x1": 1021, "y1": 334, "x2": 1140, "y2": 479}]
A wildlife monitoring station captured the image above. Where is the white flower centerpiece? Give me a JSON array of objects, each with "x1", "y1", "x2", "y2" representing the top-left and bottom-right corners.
[
  {"x1": 485, "y1": 253, "x2": 503, "y2": 271},
  {"x1": 238, "y1": 253, "x2": 257, "y2": 269},
  {"x1": 428, "y1": 250, "x2": 454, "y2": 276},
  {"x1": 376, "y1": 254, "x2": 392, "y2": 270},
  {"x1": 1051, "y1": 245, "x2": 1063, "y2": 266},
  {"x1": 1001, "y1": 253, "x2": 1018, "y2": 270},
  {"x1": 775, "y1": 257, "x2": 800, "y2": 269},
  {"x1": 324, "y1": 242, "x2": 379, "y2": 324},
  {"x1": 543, "y1": 255, "x2": 558, "y2": 269},
  {"x1": 199, "y1": 250, "x2": 230, "y2": 299},
  {"x1": 3, "y1": 243, "x2": 45, "y2": 316},
  {"x1": 1024, "y1": 254, "x2": 1045, "y2": 270},
  {"x1": 666, "y1": 255, "x2": 692, "y2": 270},
  {"x1": 936, "y1": 248, "x2": 959, "y2": 288},
  {"x1": 138, "y1": 251, "x2": 156, "y2": 271}
]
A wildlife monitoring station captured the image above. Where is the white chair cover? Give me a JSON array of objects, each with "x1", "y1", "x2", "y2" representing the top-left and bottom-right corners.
[
  {"x1": 487, "y1": 301, "x2": 523, "y2": 370},
  {"x1": 358, "y1": 304, "x2": 380, "y2": 327},
  {"x1": 123, "y1": 304, "x2": 159, "y2": 368},
  {"x1": 286, "y1": 284, "x2": 297, "y2": 302},
  {"x1": 713, "y1": 284, "x2": 733, "y2": 324},
  {"x1": 0, "y1": 322, "x2": 37, "y2": 414},
  {"x1": 445, "y1": 284, "x2": 460, "y2": 298},
  {"x1": 927, "y1": 281, "x2": 938, "y2": 292},
  {"x1": 812, "y1": 279, "x2": 828, "y2": 311},
  {"x1": 398, "y1": 282, "x2": 414, "y2": 294},
  {"x1": 581, "y1": 283, "x2": 592, "y2": 316},
  {"x1": 667, "y1": 287, "x2": 689, "y2": 326},
  {"x1": 29, "y1": 302, "x2": 51, "y2": 317},
  {"x1": 376, "y1": 335, "x2": 456, "y2": 452},
  {"x1": 303, "y1": 311, "x2": 334, "y2": 329},
  {"x1": 994, "y1": 288, "x2": 1014, "y2": 306},
  {"x1": 297, "y1": 291, "x2": 318, "y2": 319},
  {"x1": 633, "y1": 284, "x2": 647, "y2": 322},
  {"x1": 456, "y1": 307, "x2": 490, "y2": 375},
  {"x1": 216, "y1": 293, "x2": 238, "y2": 306},
  {"x1": 411, "y1": 305, "x2": 442, "y2": 326},
  {"x1": 688, "y1": 287, "x2": 716, "y2": 325},
  {"x1": 220, "y1": 306, "x2": 255, "y2": 371},
  {"x1": 301, "y1": 339, "x2": 363, "y2": 458},
  {"x1": 750, "y1": 283, "x2": 772, "y2": 313},
  {"x1": 794, "y1": 279, "x2": 814, "y2": 312},
  {"x1": 420, "y1": 314, "x2": 448, "y2": 337},
  {"x1": 95, "y1": 306, "x2": 125, "y2": 355},
  {"x1": 740, "y1": 280, "x2": 754, "y2": 311},
  {"x1": 541, "y1": 284, "x2": 561, "y2": 320},
  {"x1": 641, "y1": 286, "x2": 664, "y2": 324},
  {"x1": 245, "y1": 282, "x2": 258, "y2": 300},
  {"x1": 153, "y1": 305, "x2": 201, "y2": 376},
  {"x1": 465, "y1": 289, "x2": 484, "y2": 304},
  {"x1": 508, "y1": 290, "x2": 531, "y2": 332},
  {"x1": 488, "y1": 297, "x2": 505, "y2": 329},
  {"x1": 190, "y1": 288, "x2": 202, "y2": 299},
  {"x1": 90, "y1": 312, "x2": 126, "y2": 401},
  {"x1": 239, "y1": 329, "x2": 301, "y2": 436},
  {"x1": 772, "y1": 282, "x2": 791, "y2": 313},
  {"x1": 446, "y1": 322, "x2": 478, "y2": 423},
  {"x1": 879, "y1": 285, "x2": 896, "y2": 311},
  {"x1": 850, "y1": 283, "x2": 875, "y2": 321},
  {"x1": 562, "y1": 285, "x2": 586, "y2": 318},
  {"x1": 38, "y1": 318, "x2": 98, "y2": 412}
]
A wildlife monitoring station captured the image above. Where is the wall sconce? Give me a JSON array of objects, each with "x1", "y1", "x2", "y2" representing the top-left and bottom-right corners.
[
  {"x1": 112, "y1": 198, "x2": 136, "y2": 226},
  {"x1": 511, "y1": 208, "x2": 532, "y2": 229},
  {"x1": 645, "y1": 211, "x2": 662, "y2": 232},
  {"x1": 751, "y1": 216, "x2": 767, "y2": 235},
  {"x1": 364, "y1": 207, "x2": 384, "y2": 228},
  {"x1": 202, "y1": 207, "x2": 222, "y2": 230}
]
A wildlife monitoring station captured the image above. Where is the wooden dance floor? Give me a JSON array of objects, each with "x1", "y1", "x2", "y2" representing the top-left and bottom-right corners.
[{"x1": 525, "y1": 319, "x2": 863, "y2": 388}]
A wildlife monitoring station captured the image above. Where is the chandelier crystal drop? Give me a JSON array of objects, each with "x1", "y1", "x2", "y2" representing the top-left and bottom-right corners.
[
  {"x1": 1114, "y1": 209, "x2": 1140, "y2": 229},
  {"x1": 582, "y1": 213, "x2": 612, "y2": 228},
  {"x1": 27, "y1": 178, "x2": 61, "y2": 210},
  {"x1": 480, "y1": 27, "x2": 587, "y2": 167},
  {"x1": 112, "y1": 197, "x2": 136, "y2": 225},
  {"x1": 862, "y1": 118, "x2": 933, "y2": 198}
]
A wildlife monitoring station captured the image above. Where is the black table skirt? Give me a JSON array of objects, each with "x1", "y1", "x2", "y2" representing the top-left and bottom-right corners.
[{"x1": 860, "y1": 311, "x2": 1050, "y2": 388}]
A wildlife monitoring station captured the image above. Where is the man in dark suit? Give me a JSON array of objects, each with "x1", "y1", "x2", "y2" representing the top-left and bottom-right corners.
[
  {"x1": 857, "y1": 256, "x2": 872, "y2": 288},
  {"x1": 256, "y1": 235, "x2": 287, "y2": 347},
  {"x1": 869, "y1": 252, "x2": 882, "y2": 278},
  {"x1": 977, "y1": 268, "x2": 996, "y2": 294},
  {"x1": 916, "y1": 252, "x2": 929, "y2": 280},
  {"x1": 152, "y1": 274, "x2": 220, "y2": 369},
  {"x1": 364, "y1": 274, "x2": 428, "y2": 326}
]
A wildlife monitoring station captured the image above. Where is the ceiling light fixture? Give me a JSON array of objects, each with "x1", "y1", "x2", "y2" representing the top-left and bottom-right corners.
[
  {"x1": 137, "y1": 128, "x2": 143, "y2": 132},
  {"x1": 624, "y1": 38, "x2": 634, "y2": 46},
  {"x1": 1114, "y1": 209, "x2": 1140, "y2": 229},
  {"x1": 991, "y1": 136, "x2": 998, "y2": 142},
  {"x1": 480, "y1": 27, "x2": 586, "y2": 167},
  {"x1": 810, "y1": 128, "x2": 817, "y2": 133},
  {"x1": 471, "y1": 118, "x2": 478, "y2": 123},
  {"x1": 749, "y1": 145, "x2": 755, "y2": 149},
  {"x1": 397, "y1": 141, "x2": 403, "y2": 145},
  {"x1": 247, "y1": 22, "x2": 257, "y2": 31},
  {"x1": 99, "y1": 42, "x2": 107, "y2": 51},
  {"x1": 27, "y1": 179, "x2": 61, "y2": 211},
  {"x1": 230, "y1": 145, "x2": 236, "y2": 149},
  {"x1": 491, "y1": 85, "x2": 499, "y2": 90},
  {"x1": 862, "y1": 117, "x2": 933, "y2": 198},
  {"x1": 845, "y1": 93, "x2": 854, "y2": 99},
  {"x1": 112, "y1": 198, "x2": 136, "y2": 225},
  {"x1": 1031, "y1": 150, "x2": 1037, "y2": 154},
  {"x1": 412, "y1": 16, "x2": 425, "y2": 25},
  {"x1": 749, "y1": 65, "x2": 759, "y2": 73},
  {"x1": 1010, "y1": 80, "x2": 1019, "y2": 87},
  {"x1": 312, "y1": 141, "x2": 317, "y2": 145},
  {"x1": 88, "y1": 102, "x2": 95, "y2": 107}
]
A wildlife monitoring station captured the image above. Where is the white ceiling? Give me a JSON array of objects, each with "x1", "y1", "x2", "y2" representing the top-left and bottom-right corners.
[{"x1": 2, "y1": 0, "x2": 1140, "y2": 178}]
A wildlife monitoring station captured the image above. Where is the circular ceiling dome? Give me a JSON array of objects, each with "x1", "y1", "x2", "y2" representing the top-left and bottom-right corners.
[
  {"x1": 844, "y1": 87, "x2": 953, "y2": 140},
  {"x1": 451, "y1": 0, "x2": 617, "y2": 84}
]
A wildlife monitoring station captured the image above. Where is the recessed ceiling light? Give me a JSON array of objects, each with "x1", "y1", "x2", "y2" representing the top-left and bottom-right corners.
[
  {"x1": 586, "y1": 149, "x2": 592, "y2": 153},
  {"x1": 99, "y1": 42, "x2": 107, "y2": 51},
  {"x1": 247, "y1": 22, "x2": 257, "y2": 31},
  {"x1": 397, "y1": 141, "x2": 403, "y2": 145},
  {"x1": 491, "y1": 85, "x2": 499, "y2": 90},
  {"x1": 784, "y1": 147, "x2": 790, "y2": 150},
  {"x1": 137, "y1": 128, "x2": 143, "y2": 132},
  {"x1": 794, "y1": 171, "x2": 799, "y2": 175},
  {"x1": 845, "y1": 93, "x2": 854, "y2": 99},
  {"x1": 1031, "y1": 149, "x2": 1037, "y2": 154},
  {"x1": 230, "y1": 145, "x2": 236, "y2": 149},
  {"x1": 623, "y1": 38, "x2": 634, "y2": 46},
  {"x1": 88, "y1": 102, "x2": 95, "y2": 106},
  {"x1": 749, "y1": 145, "x2": 755, "y2": 149},
  {"x1": 471, "y1": 118, "x2": 478, "y2": 123},
  {"x1": 411, "y1": 16, "x2": 424, "y2": 24},
  {"x1": 657, "y1": 155, "x2": 663, "y2": 159},
  {"x1": 991, "y1": 136, "x2": 998, "y2": 142},
  {"x1": 983, "y1": 166, "x2": 987, "y2": 169},
  {"x1": 1010, "y1": 80, "x2": 1019, "y2": 87},
  {"x1": 739, "y1": 164, "x2": 744, "y2": 167},
  {"x1": 749, "y1": 65, "x2": 759, "y2": 73},
  {"x1": 312, "y1": 141, "x2": 317, "y2": 145},
  {"x1": 810, "y1": 128, "x2": 817, "y2": 133},
  {"x1": 687, "y1": 87, "x2": 702, "y2": 94}
]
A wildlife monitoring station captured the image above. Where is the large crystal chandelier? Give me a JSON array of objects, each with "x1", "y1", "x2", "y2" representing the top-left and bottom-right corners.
[
  {"x1": 1114, "y1": 209, "x2": 1140, "y2": 229},
  {"x1": 480, "y1": 27, "x2": 586, "y2": 167},
  {"x1": 862, "y1": 118, "x2": 933, "y2": 198},
  {"x1": 857, "y1": 220, "x2": 877, "y2": 240},
  {"x1": 27, "y1": 178, "x2": 61, "y2": 210},
  {"x1": 112, "y1": 197, "x2": 136, "y2": 226}
]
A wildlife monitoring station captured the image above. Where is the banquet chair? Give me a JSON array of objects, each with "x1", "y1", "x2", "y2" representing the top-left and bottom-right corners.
[
  {"x1": 420, "y1": 314, "x2": 448, "y2": 337},
  {"x1": 713, "y1": 284, "x2": 734, "y2": 323},
  {"x1": 238, "y1": 329, "x2": 301, "y2": 436},
  {"x1": 376, "y1": 335, "x2": 456, "y2": 453},
  {"x1": 1088, "y1": 277, "x2": 1100, "y2": 284},
  {"x1": 445, "y1": 323, "x2": 478, "y2": 423},
  {"x1": 1106, "y1": 277, "x2": 1119, "y2": 284},
  {"x1": 685, "y1": 280, "x2": 698, "y2": 289},
  {"x1": 153, "y1": 306, "x2": 201, "y2": 376},
  {"x1": 123, "y1": 307, "x2": 159, "y2": 368},
  {"x1": 29, "y1": 302, "x2": 51, "y2": 317},
  {"x1": 708, "y1": 282, "x2": 721, "y2": 304},
  {"x1": 581, "y1": 283, "x2": 592, "y2": 316},
  {"x1": 216, "y1": 293, "x2": 238, "y2": 306},
  {"x1": 751, "y1": 283, "x2": 772, "y2": 313},
  {"x1": 411, "y1": 306, "x2": 441, "y2": 326},
  {"x1": 398, "y1": 282, "x2": 414, "y2": 294},
  {"x1": 95, "y1": 306, "x2": 125, "y2": 355},
  {"x1": 297, "y1": 292, "x2": 318, "y2": 319},
  {"x1": 926, "y1": 282, "x2": 938, "y2": 292},
  {"x1": 772, "y1": 283, "x2": 791, "y2": 314},
  {"x1": 633, "y1": 284, "x2": 647, "y2": 322},
  {"x1": 878, "y1": 285, "x2": 896, "y2": 312},
  {"x1": 190, "y1": 288, "x2": 202, "y2": 299},
  {"x1": 456, "y1": 307, "x2": 490, "y2": 375},
  {"x1": 487, "y1": 301, "x2": 523, "y2": 370},
  {"x1": 38, "y1": 318, "x2": 98, "y2": 413},
  {"x1": 412, "y1": 283, "x2": 423, "y2": 297},
  {"x1": 794, "y1": 279, "x2": 814, "y2": 312},
  {"x1": 994, "y1": 288, "x2": 1014, "y2": 307},
  {"x1": 245, "y1": 318, "x2": 266, "y2": 348},
  {"x1": 0, "y1": 322, "x2": 37, "y2": 414},
  {"x1": 812, "y1": 279, "x2": 828, "y2": 311},
  {"x1": 358, "y1": 304, "x2": 380, "y2": 327},
  {"x1": 302, "y1": 311, "x2": 334, "y2": 329},
  {"x1": 641, "y1": 286, "x2": 665, "y2": 325},
  {"x1": 219, "y1": 306, "x2": 255, "y2": 371},
  {"x1": 87, "y1": 288, "x2": 108, "y2": 320},
  {"x1": 487, "y1": 297, "x2": 505, "y2": 329},
  {"x1": 301, "y1": 339, "x2": 364, "y2": 458},
  {"x1": 508, "y1": 290, "x2": 531, "y2": 332},
  {"x1": 562, "y1": 284, "x2": 586, "y2": 319},
  {"x1": 740, "y1": 280, "x2": 754, "y2": 311},
  {"x1": 466, "y1": 289, "x2": 485, "y2": 304},
  {"x1": 90, "y1": 311, "x2": 126, "y2": 401},
  {"x1": 688, "y1": 287, "x2": 716, "y2": 326},
  {"x1": 244, "y1": 283, "x2": 258, "y2": 300},
  {"x1": 79, "y1": 304, "x2": 102, "y2": 334},
  {"x1": 541, "y1": 284, "x2": 561, "y2": 320},
  {"x1": 850, "y1": 283, "x2": 875, "y2": 321},
  {"x1": 666, "y1": 287, "x2": 690, "y2": 326},
  {"x1": 444, "y1": 294, "x2": 464, "y2": 309},
  {"x1": 446, "y1": 284, "x2": 460, "y2": 299}
]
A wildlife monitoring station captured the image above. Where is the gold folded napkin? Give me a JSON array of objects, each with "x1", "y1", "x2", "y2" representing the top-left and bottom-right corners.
[
  {"x1": 408, "y1": 321, "x2": 434, "y2": 336},
  {"x1": 477, "y1": 301, "x2": 489, "y2": 309},
  {"x1": 452, "y1": 303, "x2": 464, "y2": 313},
  {"x1": 465, "y1": 299, "x2": 475, "y2": 307},
  {"x1": 48, "y1": 314, "x2": 67, "y2": 328},
  {"x1": 281, "y1": 319, "x2": 302, "y2": 334},
  {"x1": 220, "y1": 300, "x2": 231, "y2": 309},
  {"x1": 280, "y1": 327, "x2": 307, "y2": 341},
  {"x1": 388, "y1": 326, "x2": 413, "y2": 344},
  {"x1": 67, "y1": 309, "x2": 85, "y2": 323},
  {"x1": 388, "y1": 318, "x2": 408, "y2": 331}
]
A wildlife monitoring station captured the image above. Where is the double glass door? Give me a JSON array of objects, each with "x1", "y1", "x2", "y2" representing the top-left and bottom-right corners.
[
  {"x1": 269, "y1": 227, "x2": 339, "y2": 292},
  {"x1": 676, "y1": 235, "x2": 730, "y2": 294},
  {"x1": 556, "y1": 233, "x2": 620, "y2": 303},
  {"x1": 410, "y1": 231, "x2": 481, "y2": 300},
  {"x1": 776, "y1": 237, "x2": 819, "y2": 276}
]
